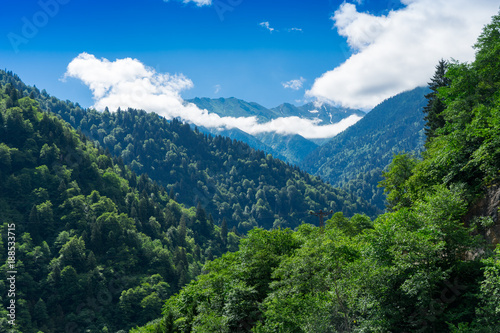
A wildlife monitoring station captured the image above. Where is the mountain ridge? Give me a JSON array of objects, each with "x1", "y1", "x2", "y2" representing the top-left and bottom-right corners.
[
  {"x1": 187, "y1": 97, "x2": 365, "y2": 165},
  {"x1": 301, "y1": 86, "x2": 429, "y2": 210},
  {"x1": 0, "y1": 70, "x2": 380, "y2": 232}
]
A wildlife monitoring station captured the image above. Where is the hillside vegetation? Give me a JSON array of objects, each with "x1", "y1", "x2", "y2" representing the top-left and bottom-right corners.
[
  {"x1": 0, "y1": 84, "x2": 239, "y2": 332},
  {"x1": 0, "y1": 72, "x2": 379, "y2": 230},
  {"x1": 302, "y1": 86, "x2": 428, "y2": 211},
  {"x1": 133, "y1": 12, "x2": 500, "y2": 333}
]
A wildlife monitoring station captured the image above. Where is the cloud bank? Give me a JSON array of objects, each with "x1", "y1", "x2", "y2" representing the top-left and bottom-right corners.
[
  {"x1": 307, "y1": 0, "x2": 499, "y2": 110},
  {"x1": 65, "y1": 53, "x2": 360, "y2": 139}
]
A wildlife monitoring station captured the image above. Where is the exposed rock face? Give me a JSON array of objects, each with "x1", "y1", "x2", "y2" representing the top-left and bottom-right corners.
[{"x1": 464, "y1": 184, "x2": 500, "y2": 247}]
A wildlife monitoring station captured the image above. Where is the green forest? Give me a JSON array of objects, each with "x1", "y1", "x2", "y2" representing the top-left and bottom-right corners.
[
  {"x1": 301, "y1": 86, "x2": 429, "y2": 211},
  {"x1": 131, "y1": 12, "x2": 500, "y2": 333},
  {"x1": 0, "y1": 8, "x2": 499, "y2": 333},
  {"x1": 0, "y1": 84, "x2": 242, "y2": 331},
  {"x1": 5, "y1": 74, "x2": 378, "y2": 230}
]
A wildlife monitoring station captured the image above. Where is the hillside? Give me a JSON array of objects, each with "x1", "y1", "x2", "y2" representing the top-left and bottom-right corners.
[
  {"x1": 0, "y1": 82, "x2": 239, "y2": 332},
  {"x1": 133, "y1": 12, "x2": 500, "y2": 332},
  {"x1": 196, "y1": 125, "x2": 290, "y2": 163},
  {"x1": 253, "y1": 132, "x2": 319, "y2": 166},
  {"x1": 188, "y1": 97, "x2": 364, "y2": 165},
  {"x1": 302, "y1": 86, "x2": 429, "y2": 210},
  {"x1": 0, "y1": 70, "x2": 379, "y2": 232}
]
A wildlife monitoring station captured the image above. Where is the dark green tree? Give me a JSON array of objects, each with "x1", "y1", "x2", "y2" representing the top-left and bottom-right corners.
[{"x1": 423, "y1": 59, "x2": 450, "y2": 141}]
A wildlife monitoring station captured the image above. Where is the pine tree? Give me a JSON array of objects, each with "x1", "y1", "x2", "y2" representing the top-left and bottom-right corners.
[{"x1": 423, "y1": 59, "x2": 450, "y2": 142}]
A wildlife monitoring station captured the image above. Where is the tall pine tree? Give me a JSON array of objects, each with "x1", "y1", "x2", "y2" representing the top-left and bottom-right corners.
[{"x1": 423, "y1": 59, "x2": 450, "y2": 142}]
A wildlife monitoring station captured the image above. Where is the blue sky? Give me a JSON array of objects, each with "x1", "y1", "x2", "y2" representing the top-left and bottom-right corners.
[
  {"x1": 1, "y1": 0, "x2": 499, "y2": 138},
  {"x1": 2, "y1": 0, "x2": 402, "y2": 108}
]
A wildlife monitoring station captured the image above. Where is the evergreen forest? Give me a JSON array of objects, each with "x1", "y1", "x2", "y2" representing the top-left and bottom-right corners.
[
  {"x1": 132, "y1": 12, "x2": 500, "y2": 333},
  {"x1": 0, "y1": 9, "x2": 499, "y2": 333}
]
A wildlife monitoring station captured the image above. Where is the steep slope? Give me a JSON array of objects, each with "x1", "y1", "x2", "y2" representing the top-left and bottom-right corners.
[
  {"x1": 0, "y1": 82, "x2": 236, "y2": 332},
  {"x1": 58, "y1": 107, "x2": 380, "y2": 229},
  {"x1": 134, "y1": 12, "x2": 500, "y2": 333},
  {"x1": 253, "y1": 132, "x2": 319, "y2": 165},
  {"x1": 198, "y1": 126, "x2": 315, "y2": 166},
  {"x1": 302, "y1": 86, "x2": 429, "y2": 210},
  {"x1": 188, "y1": 97, "x2": 364, "y2": 165},
  {"x1": 197, "y1": 125, "x2": 288, "y2": 162},
  {"x1": 188, "y1": 97, "x2": 318, "y2": 164},
  {"x1": 0, "y1": 71, "x2": 379, "y2": 231}
]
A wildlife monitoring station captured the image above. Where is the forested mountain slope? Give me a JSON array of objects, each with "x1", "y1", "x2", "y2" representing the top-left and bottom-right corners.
[
  {"x1": 0, "y1": 83, "x2": 238, "y2": 332},
  {"x1": 302, "y1": 86, "x2": 429, "y2": 210},
  {"x1": 0, "y1": 70, "x2": 379, "y2": 231},
  {"x1": 60, "y1": 107, "x2": 378, "y2": 230},
  {"x1": 134, "y1": 11, "x2": 500, "y2": 333},
  {"x1": 188, "y1": 97, "x2": 364, "y2": 165},
  {"x1": 253, "y1": 132, "x2": 319, "y2": 166}
]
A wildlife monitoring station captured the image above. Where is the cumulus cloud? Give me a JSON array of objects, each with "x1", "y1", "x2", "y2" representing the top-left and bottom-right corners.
[
  {"x1": 259, "y1": 21, "x2": 275, "y2": 33},
  {"x1": 65, "y1": 53, "x2": 360, "y2": 139},
  {"x1": 164, "y1": 0, "x2": 212, "y2": 7},
  {"x1": 307, "y1": 0, "x2": 499, "y2": 110},
  {"x1": 282, "y1": 77, "x2": 306, "y2": 90}
]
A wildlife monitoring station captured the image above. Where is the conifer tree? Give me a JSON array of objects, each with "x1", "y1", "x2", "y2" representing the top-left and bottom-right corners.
[{"x1": 423, "y1": 59, "x2": 450, "y2": 141}]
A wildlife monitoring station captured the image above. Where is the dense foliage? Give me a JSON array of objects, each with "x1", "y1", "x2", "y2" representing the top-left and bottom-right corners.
[
  {"x1": 1, "y1": 81, "x2": 378, "y2": 230},
  {"x1": 0, "y1": 85, "x2": 239, "y2": 332},
  {"x1": 301, "y1": 86, "x2": 429, "y2": 211},
  {"x1": 134, "y1": 11, "x2": 500, "y2": 333},
  {"x1": 133, "y1": 200, "x2": 495, "y2": 332}
]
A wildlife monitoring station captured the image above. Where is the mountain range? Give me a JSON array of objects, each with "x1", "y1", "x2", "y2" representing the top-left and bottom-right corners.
[
  {"x1": 189, "y1": 87, "x2": 429, "y2": 211},
  {"x1": 0, "y1": 69, "x2": 429, "y2": 332},
  {"x1": 188, "y1": 97, "x2": 365, "y2": 165}
]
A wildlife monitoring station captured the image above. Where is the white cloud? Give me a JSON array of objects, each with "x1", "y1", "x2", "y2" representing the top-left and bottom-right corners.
[
  {"x1": 307, "y1": 0, "x2": 499, "y2": 110},
  {"x1": 214, "y1": 84, "x2": 221, "y2": 94},
  {"x1": 282, "y1": 77, "x2": 306, "y2": 90},
  {"x1": 289, "y1": 27, "x2": 303, "y2": 32},
  {"x1": 245, "y1": 114, "x2": 362, "y2": 139},
  {"x1": 65, "y1": 53, "x2": 193, "y2": 113},
  {"x1": 163, "y1": 0, "x2": 212, "y2": 7},
  {"x1": 65, "y1": 53, "x2": 360, "y2": 139},
  {"x1": 259, "y1": 21, "x2": 275, "y2": 33}
]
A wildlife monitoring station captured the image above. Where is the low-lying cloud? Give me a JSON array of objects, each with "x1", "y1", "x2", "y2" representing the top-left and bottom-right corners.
[
  {"x1": 65, "y1": 53, "x2": 360, "y2": 139},
  {"x1": 307, "y1": 0, "x2": 499, "y2": 110}
]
